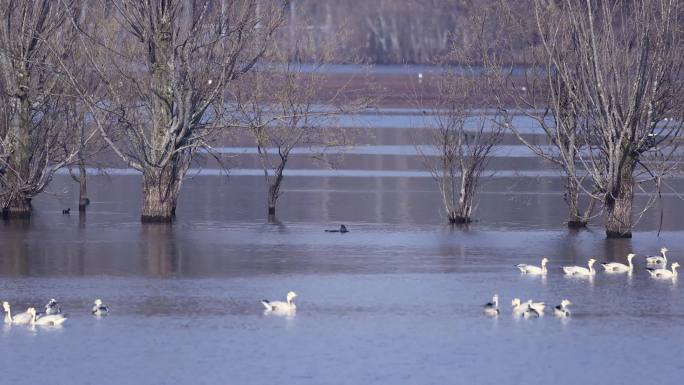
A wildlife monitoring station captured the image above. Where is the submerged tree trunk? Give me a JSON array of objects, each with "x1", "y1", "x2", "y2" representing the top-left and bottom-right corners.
[
  {"x1": 565, "y1": 175, "x2": 586, "y2": 228},
  {"x1": 141, "y1": 166, "x2": 180, "y2": 223},
  {"x1": 449, "y1": 168, "x2": 474, "y2": 224},
  {"x1": 605, "y1": 164, "x2": 635, "y2": 238},
  {"x1": 3, "y1": 94, "x2": 31, "y2": 218},
  {"x1": 266, "y1": 163, "x2": 286, "y2": 216},
  {"x1": 77, "y1": 160, "x2": 89, "y2": 211},
  {"x1": 3, "y1": 196, "x2": 31, "y2": 218}
]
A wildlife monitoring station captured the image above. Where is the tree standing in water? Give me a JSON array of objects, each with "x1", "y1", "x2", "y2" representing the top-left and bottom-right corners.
[
  {"x1": 528, "y1": 0, "x2": 684, "y2": 238},
  {"x1": 236, "y1": 23, "x2": 370, "y2": 218},
  {"x1": 66, "y1": 0, "x2": 286, "y2": 222},
  {"x1": 0, "y1": 0, "x2": 95, "y2": 218}
]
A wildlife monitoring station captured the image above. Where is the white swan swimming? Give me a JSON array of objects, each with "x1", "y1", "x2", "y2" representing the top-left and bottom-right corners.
[
  {"x1": 645, "y1": 248, "x2": 668, "y2": 265},
  {"x1": 483, "y1": 294, "x2": 499, "y2": 316},
  {"x1": 91, "y1": 299, "x2": 109, "y2": 316},
  {"x1": 647, "y1": 262, "x2": 679, "y2": 279},
  {"x1": 261, "y1": 291, "x2": 297, "y2": 313},
  {"x1": 28, "y1": 307, "x2": 67, "y2": 326},
  {"x1": 554, "y1": 299, "x2": 572, "y2": 318},
  {"x1": 514, "y1": 257, "x2": 549, "y2": 275},
  {"x1": 563, "y1": 258, "x2": 596, "y2": 276},
  {"x1": 511, "y1": 298, "x2": 545, "y2": 315},
  {"x1": 3, "y1": 302, "x2": 33, "y2": 325},
  {"x1": 601, "y1": 253, "x2": 635, "y2": 273},
  {"x1": 44, "y1": 298, "x2": 62, "y2": 315}
]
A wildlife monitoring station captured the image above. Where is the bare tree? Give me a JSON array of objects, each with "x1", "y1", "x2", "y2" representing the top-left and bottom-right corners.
[
  {"x1": 529, "y1": 0, "x2": 684, "y2": 238},
  {"x1": 490, "y1": 2, "x2": 599, "y2": 228},
  {"x1": 416, "y1": 73, "x2": 505, "y2": 224},
  {"x1": 0, "y1": 0, "x2": 92, "y2": 218},
  {"x1": 235, "y1": 27, "x2": 370, "y2": 218},
  {"x1": 65, "y1": 0, "x2": 286, "y2": 222}
]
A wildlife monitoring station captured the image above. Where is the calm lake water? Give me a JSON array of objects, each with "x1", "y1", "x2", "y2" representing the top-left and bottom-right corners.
[{"x1": 2, "y1": 110, "x2": 684, "y2": 384}]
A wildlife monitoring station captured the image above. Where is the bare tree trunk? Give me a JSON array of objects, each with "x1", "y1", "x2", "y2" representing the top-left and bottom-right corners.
[
  {"x1": 4, "y1": 94, "x2": 30, "y2": 218},
  {"x1": 605, "y1": 164, "x2": 635, "y2": 238},
  {"x1": 267, "y1": 163, "x2": 286, "y2": 216},
  {"x1": 450, "y1": 168, "x2": 474, "y2": 224},
  {"x1": 141, "y1": 166, "x2": 180, "y2": 223},
  {"x1": 565, "y1": 176, "x2": 586, "y2": 228},
  {"x1": 77, "y1": 159, "x2": 88, "y2": 211}
]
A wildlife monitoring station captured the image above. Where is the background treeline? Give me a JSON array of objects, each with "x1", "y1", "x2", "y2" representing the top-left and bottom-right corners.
[{"x1": 282, "y1": 0, "x2": 535, "y2": 64}]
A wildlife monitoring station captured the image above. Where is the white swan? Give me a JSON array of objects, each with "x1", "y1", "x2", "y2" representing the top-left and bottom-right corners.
[
  {"x1": 91, "y1": 299, "x2": 109, "y2": 316},
  {"x1": 261, "y1": 291, "x2": 297, "y2": 313},
  {"x1": 483, "y1": 294, "x2": 499, "y2": 316},
  {"x1": 3, "y1": 302, "x2": 33, "y2": 325},
  {"x1": 511, "y1": 298, "x2": 545, "y2": 315},
  {"x1": 514, "y1": 257, "x2": 548, "y2": 275},
  {"x1": 645, "y1": 248, "x2": 668, "y2": 265},
  {"x1": 44, "y1": 298, "x2": 62, "y2": 315},
  {"x1": 647, "y1": 262, "x2": 679, "y2": 279},
  {"x1": 563, "y1": 258, "x2": 596, "y2": 276},
  {"x1": 554, "y1": 299, "x2": 572, "y2": 318},
  {"x1": 2, "y1": 301, "x2": 11, "y2": 324},
  {"x1": 601, "y1": 253, "x2": 635, "y2": 273},
  {"x1": 28, "y1": 307, "x2": 67, "y2": 326}
]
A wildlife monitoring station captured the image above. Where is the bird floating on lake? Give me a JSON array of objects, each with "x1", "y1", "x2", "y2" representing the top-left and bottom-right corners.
[
  {"x1": 3, "y1": 302, "x2": 33, "y2": 325},
  {"x1": 554, "y1": 299, "x2": 572, "y2": 318},
  {"x1": 647, "y1": 262, "x2": 679, "y2": 280},
  {"x1": 483, "y1": 294, "x2": 499, "y2": 316},
  {"x1": 92, "y1": 299, "x2": 109, "y2": 316},
  {"x1": 261, "y1": 291, "x2": 298, "y2": 314},
  {"x1": 44, "y1": 298, "x2": 62, "y2": 315},
  {"x1": 601, "y1": 253, "x2": 635, "y2": 274},
  {"x1": 563, "y1": 259, "x2": 596, "y2": 276},
  {"x1": 28, "y1": 307, "x2": 67, "y2": 326},
  {"x1": 515, "y1": 257, "x2": 548, "y2": 275},
  {"x1": 62, "y1": 208, "x2": 70, "y2": 215},
  {"x1": 324, "y1": 224, "x2": 348, "y2": 233},
  {"x1": 645, "y1": 248, "x2": 668, "y2": 265},
  {"x1": 511, "y1": 298, "x2": 545, "y2": 315}
]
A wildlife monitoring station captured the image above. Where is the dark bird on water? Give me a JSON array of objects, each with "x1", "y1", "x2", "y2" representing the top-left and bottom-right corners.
[
  {"x1": 325, "y1": 224, "x2": 348, "y2": 233},
  {"x1": 62, "y1": 208, "x2": 70, "y2": 215}
]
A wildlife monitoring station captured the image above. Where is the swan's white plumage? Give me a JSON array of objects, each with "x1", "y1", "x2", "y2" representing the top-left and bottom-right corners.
[
  {"x1": 563, "y1": 259, "x2": 596, "y2": 276},
  {"x1": 601, "y1": 253, "x2": 635, "y2": 273},
  {"x1": 515, "y1": 257, "x2": 549, "y2": 275},
  {"x1": 511, "y1": 298, "x2": 545, "y2": 315},
  {"x1": 483, "y1": 294, "x2": 499, "y2": 316},
  {"x1": 29, "y1": 307, "x2": 67, "y2": 326},
  {"x1": 554, "y1": 299, "x2": 572, "y2": 318},
  {"x1": 647, "y1": 262, "x2": 679, "y2": 279},
  {"x1": 645, "y1": 248, "x2": 668, "y2": 265},
  {"x1": 3, "y1": 302, "x2": 33, "y2": 325},
  {"x1": 261, "y1": 291, "x2": 297, "y2": 313}
]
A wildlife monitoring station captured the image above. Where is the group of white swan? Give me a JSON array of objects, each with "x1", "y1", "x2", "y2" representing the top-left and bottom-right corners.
[
  {"x1": 3, "y1": 292, "x2": 297, "y2": 328},
  {"x1": 2, "y1": 298, "x2": 108, "y2": 327},
  {"x1": 484, "y1": 295, "x2": 571, "y2": 319},
  {"x1": 486, "y1": 247, "x2": 678, "y2": 318},
  {"x1": 513, "y1": 248, "x2": 678, "y2": 279}
]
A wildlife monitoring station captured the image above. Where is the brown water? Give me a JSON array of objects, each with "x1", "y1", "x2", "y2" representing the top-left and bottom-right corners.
[{"x1": 1, "y1": 111, "x2": 684, "y2": 384}]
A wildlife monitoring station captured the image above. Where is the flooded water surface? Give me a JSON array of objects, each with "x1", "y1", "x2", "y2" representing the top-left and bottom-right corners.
[{"x1": 2, "y1": 110, "x2": 684, "y2": 384}]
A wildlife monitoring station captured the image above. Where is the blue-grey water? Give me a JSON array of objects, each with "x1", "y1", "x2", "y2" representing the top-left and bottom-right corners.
[{"x1": 2, "y1": 109, "x2": 684, "y2": 384}]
